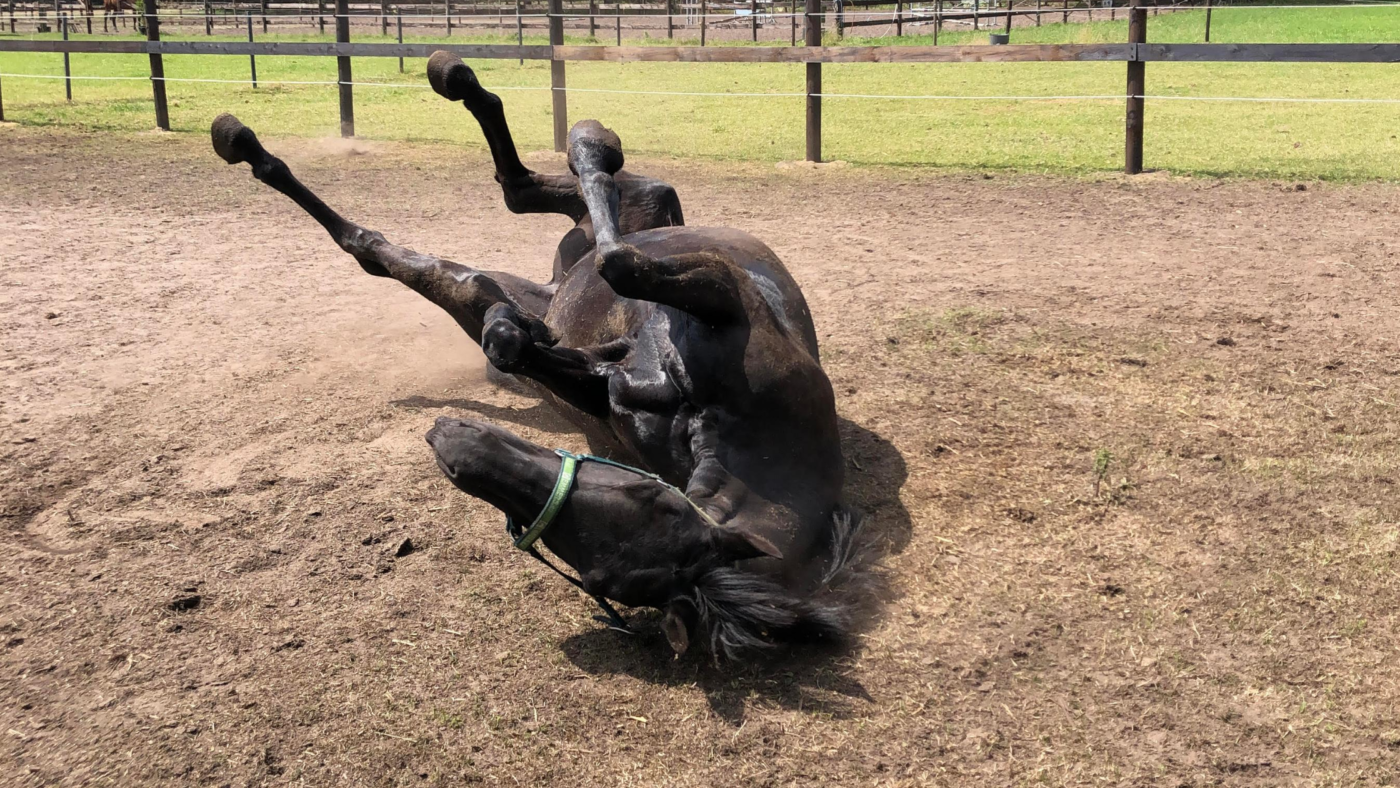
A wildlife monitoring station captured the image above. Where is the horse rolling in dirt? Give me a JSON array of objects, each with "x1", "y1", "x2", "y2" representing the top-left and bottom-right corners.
[{"x1": 210, "y1": 52, "x2": 865, "y2": 661}]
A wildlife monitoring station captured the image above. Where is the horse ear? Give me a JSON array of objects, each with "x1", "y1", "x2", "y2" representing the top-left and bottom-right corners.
[
  {"x1": 712, "y1": 526, "x2": 783, "y2": 562},
  {"x1": 662, "y1": 604, "x2": 691, "y2": 657}
]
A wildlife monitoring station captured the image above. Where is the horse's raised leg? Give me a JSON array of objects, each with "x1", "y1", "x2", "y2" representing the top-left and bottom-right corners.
[
  {"x1": 210, "y1": 114, "x2": 547, "y2": 341},
  {"x1": 568, "y1": 121, "x2": 747, "y2": 327},
  {"x1": 426, "y1": 52, "x2": 587, "y2": 221}
]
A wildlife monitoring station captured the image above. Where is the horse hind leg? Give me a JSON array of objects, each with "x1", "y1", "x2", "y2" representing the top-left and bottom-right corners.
[
  {"x1": 426, "y1": 51, "x2": 586, "y2": 221},
  {"x1": 211, "y1": 114, "x2": 399, "y2": 278},
  {"x1": 567, "y1": 121, "x2": 747, "y2": 327},
  {"x1": 210, "y1": 114, "x2": 548, "y2": 342}
]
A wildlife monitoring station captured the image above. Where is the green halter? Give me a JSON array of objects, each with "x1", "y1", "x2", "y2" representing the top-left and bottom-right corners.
[
  {"x1": 506, "y1": 448, "x2": 720, "y2": 551},
  {"x1": 508, "y1": 449, "x2": 581, "y2": 551},
  {"x1": 503, "y1": 448, "x2": 721, "y2": 634}
]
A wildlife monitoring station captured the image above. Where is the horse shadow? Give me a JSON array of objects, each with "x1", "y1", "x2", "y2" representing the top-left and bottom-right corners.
[
  {"x1": 562, "y1": 416, "x2": 911, "y2": 725},
  {"x1": 561, "y1": 622, "x2": 873, "y2": 726},
  {"x1": 837, "y1": 416, "x2": 913, "y2": 557}
]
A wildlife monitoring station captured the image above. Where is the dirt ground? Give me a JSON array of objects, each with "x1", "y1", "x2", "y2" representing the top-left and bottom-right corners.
[{"x1": 3, "y1": 125, "x2": 1400, "y2": 787}]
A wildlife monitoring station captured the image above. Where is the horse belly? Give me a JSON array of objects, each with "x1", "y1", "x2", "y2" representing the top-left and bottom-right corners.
[{"x1": 545, "y1": 252, "x2": 645, "y2": 348}]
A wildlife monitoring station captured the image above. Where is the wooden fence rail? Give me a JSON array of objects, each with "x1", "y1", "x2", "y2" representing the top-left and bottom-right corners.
[
  {"x1": 2, "y1": 10, "x2": 1397, "y2": 171},
  {"x1": 8, "y1": 38, "x2": 1398, "y2": 62}
]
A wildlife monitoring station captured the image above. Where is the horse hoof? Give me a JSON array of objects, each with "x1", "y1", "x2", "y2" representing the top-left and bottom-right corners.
[
  {"x1": 482, "y1": 318, "x2": 530, "y2": 373},
  {"x1": 567, "y1": 119, "x2": 625, "y2": 176},
  {"x1": 426, "y1": 51, "x2": 479, "y2": 102},
  {"x1": 210, "y1": 113, "x2": 258, "y2": 165}
]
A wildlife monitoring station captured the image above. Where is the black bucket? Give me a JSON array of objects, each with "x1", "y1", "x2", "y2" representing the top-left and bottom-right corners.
[{"x1": 989, "y1": 33, "x2": 1010, "y2": 45}]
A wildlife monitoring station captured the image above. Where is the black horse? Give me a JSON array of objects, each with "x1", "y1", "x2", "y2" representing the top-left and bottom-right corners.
[{"x1": 211, "y1": 52, "x2": 863, "y2": 660}]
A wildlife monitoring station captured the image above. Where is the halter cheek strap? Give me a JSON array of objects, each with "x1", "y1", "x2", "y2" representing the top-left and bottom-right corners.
[
  {"x1": 504, "y1": 449, "x2": 629, "y2": 633},
  {"x1": 501, "y1": 448, "x2": 723, "y2": 636}
]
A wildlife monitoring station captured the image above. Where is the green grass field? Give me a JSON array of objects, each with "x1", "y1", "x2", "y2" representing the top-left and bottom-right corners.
[{"x1": 2, "y1": 6, "x2": 1398, "y2": 179}]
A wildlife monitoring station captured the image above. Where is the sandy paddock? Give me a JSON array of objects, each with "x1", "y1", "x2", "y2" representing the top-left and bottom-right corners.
[{"x1": 3, "y1": 126, "x2": 1400, "y2": 785}]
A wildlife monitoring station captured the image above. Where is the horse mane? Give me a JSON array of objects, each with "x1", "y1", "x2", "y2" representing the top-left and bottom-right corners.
[{"x1": 687, "y1": 509, "x2": 877, "y2": 662}]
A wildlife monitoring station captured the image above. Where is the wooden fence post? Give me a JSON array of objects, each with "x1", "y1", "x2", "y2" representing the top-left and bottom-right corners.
[
  {"x1": 396, "y1": 9, "x2": 403, "y2": 71},
  {"x1": 835, "y1": 0, "x2": 843, "y2": 37},
  {"x1": 336, "y1": 0, "x2": 353, "y2": 137},
  {"x1": 1125, "y1": 0, "x2": 1145, "y2": 174},
  {"x1": 804, "y1": 0, "x2": 820, "y2": 162},
  {"x1": 1204, "y1": 0, "x2": 1212, "y2": 42},
  {"x1": 895, "y1": 0, "x2": 902, "y2": 37},
  {"x1": 146, "y1": 0, "x2": 169, "y2": 130},
  {"x1": 62, "y1": 15, "x2": 72, "y2": 102},
  {"x1": 1062, "y1": 0, "x2": 1068, "y2": 24},
  {"x1": 1035, "y1": 0, "x2": 1040, "y2": 26},
  {"x1": 666, "y1": 0, "x2": 672, "y2": 39},
  {"x1": 446, "y1": 0, "x2": 452, "y2": 35},
  {"x1": 933, "y1": 0, "x2": 941, "y2": 44},
  {"x1": 246, "y1": 11, "x2": 257, "y2": 87},
  {"x1": 319, "y1": 0, "x2": 325, "y2": 34},
  {"x1": 204, "y1": 1, "x2": 210, "y2": 34},
  {"x1": 381, "y1": 0, "x2": 388, "y2": 36},
  {"x1": 1004, "y1": 0, "x2": 1012, "y2": 34},
  {"x1": 972, "y1": 0, "x2": 978, "y2": 29},
  {"x1": 516, "y1": 0, "x2": 522, "y2": 63},
  {"x1": 549, "y1": 0, "x2": 566, "y2": 152},
  {"x1": 85, "y1": 6, "x2": 90, "y2": 32},
  {"x1": 750, "y1": 0, "x2": 756, "y2": 41},
  {"x1": 260, "y1": 0, "x2": 267, "y2": 33},
  {"x1": 615, "y1": 1, "x2": 620, "y2": 45},
  {"x1": 588, "y1": 0, "x2": 595, "y2": 37},
  {"x1": 700, "y1": 0, "x2": 706, "y2": 46}
]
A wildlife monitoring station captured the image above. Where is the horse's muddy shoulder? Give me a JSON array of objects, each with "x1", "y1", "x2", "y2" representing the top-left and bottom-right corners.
[{"x1": 625, "y1": 226, "x2": 781, "y2": 262}]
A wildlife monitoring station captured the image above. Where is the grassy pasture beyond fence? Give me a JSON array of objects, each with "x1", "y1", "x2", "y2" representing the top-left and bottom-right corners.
[{"x1": 1, "y1": 6, "x2": 1398, "y2": 179}]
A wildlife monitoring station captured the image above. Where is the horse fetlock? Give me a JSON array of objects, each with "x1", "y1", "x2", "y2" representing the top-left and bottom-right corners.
[{"x1": 250, "y1": 157, "x2": 291, "y2": 184}]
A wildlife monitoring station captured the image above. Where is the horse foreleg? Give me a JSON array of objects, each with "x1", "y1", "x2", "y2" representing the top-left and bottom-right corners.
[
  {"x1": 210, "y1": 114, "x2": 548, "y2": 341},
  {"x1": 479, "y1": 302, "x2": 618, "y2": 418}
]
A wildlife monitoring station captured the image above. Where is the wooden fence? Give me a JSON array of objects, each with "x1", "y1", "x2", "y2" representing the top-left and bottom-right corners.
[
  {"x1": 0, "y1": 0, "x2": 1183, "y2": 39},
  {"x1": 1, "y1": 0, "x2": 1397, "y2": 173}
]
